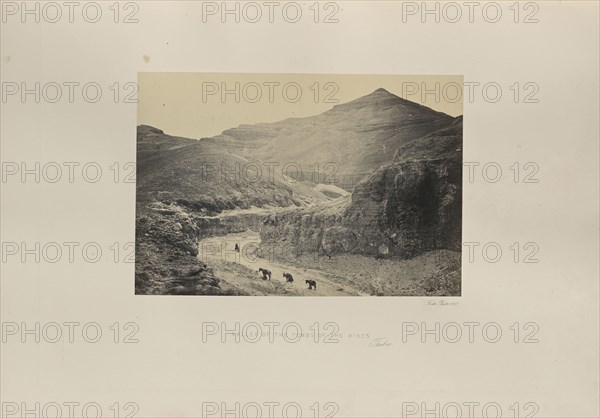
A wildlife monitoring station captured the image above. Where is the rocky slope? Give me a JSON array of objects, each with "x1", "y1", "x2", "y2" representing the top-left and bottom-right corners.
[
  {"x1": 259, "y1": 117, "x2": 463, "y2": 260},
  {"x1": 206, "y1": 88, "x2": 455, "y2": 190},
  {"x1": 135, "y1": 125, "x2": 330, "y2": 295}
]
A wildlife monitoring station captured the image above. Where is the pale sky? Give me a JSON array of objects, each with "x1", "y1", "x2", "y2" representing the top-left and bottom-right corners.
[{"x1": 138, "y1": 73, "x2": 463, "y2": 139}]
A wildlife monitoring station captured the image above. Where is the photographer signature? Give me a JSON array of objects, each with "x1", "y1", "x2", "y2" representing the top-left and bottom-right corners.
[{"x1": 427, "y1": 299, "x2": 459, "y2": 306}]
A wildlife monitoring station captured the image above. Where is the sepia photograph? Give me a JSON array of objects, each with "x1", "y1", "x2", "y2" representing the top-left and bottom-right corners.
[{"x1": 135, "y1": 74, "x2": 463, "y2": 296}]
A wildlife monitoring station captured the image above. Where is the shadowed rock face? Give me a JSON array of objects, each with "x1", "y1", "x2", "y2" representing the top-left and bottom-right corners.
[
  {"x1": 348, "y1": 117, "x2": 463, "y2": 256},
  {"x1": 135, "y1": 207, "x2": 216, "y2": 295},
  {"x1": 260, "y1": 118, "x2": 463, "y2": 259}
]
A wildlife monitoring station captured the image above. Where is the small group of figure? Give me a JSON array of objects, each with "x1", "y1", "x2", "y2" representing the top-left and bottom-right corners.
[
  {"x1": 257, "y1": 269, "x2": 316, "y2": 290},
  {"x1": 282, "y1": 272, "x2": 317, "y2": 290}
]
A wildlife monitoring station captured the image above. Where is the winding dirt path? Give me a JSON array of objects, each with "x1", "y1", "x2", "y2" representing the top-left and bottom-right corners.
[{"x1": 198, "y1": 232, "x2": 367, "y2": 296}]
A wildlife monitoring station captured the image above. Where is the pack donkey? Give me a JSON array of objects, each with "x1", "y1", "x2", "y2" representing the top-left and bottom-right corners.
[
  {"x1": 305, "y1": 279, "x2": 317, "y2": 290},
  {"x1": 258, "y1": 268, "x2": 271, "y2": 280}
]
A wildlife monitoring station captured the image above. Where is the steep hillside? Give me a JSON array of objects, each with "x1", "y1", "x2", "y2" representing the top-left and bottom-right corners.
[
  {"x1": 136, "y1": 121, "x2": 342, "y2": 294},
  {"x1": 260, "y1": 117, "x2": 463, "y2": 259},
  {"x1": 135, "y1": 126, "x2": 331, "y2": 295},
  {"x1": 207, "y1": 88, "x2": 455, "y2": 190},
  {"x1": 345, "y1": 116, "x2": 463, "y2": 256},
  {"x1": 136, "y1": 126, "x2": 333, "y2": 214}
]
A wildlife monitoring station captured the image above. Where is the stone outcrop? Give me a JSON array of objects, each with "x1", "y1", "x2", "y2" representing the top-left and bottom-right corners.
[{"x1": 260, "y1": 118, "x2": 463, "y2": 260}]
